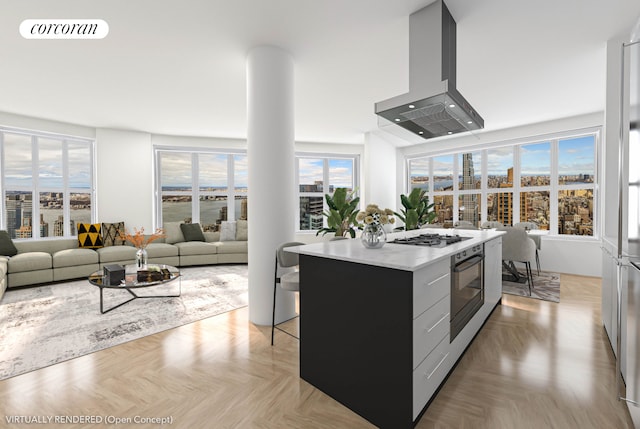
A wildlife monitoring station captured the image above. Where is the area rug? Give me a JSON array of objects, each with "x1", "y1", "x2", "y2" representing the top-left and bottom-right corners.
[
  {"x1": 0, "y1": 265, "x2": 248, "y2": 381},
  {"x1": 502, "y1": 270, "x2": 560, "y2": 303}
]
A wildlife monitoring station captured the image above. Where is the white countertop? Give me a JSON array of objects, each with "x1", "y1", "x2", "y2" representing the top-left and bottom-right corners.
[{"x1": 286, "y1": 228, "x2": 505, "y2": 272}]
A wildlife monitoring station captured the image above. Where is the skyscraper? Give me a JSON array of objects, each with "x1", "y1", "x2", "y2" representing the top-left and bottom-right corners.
[
  {"x1": 497, "y1": 167, "x2": 514, "y2": 225},
  {"x1": 460, "y1": 153, "x2": 479, "y2": 226},
  {"x1": 5, "y1": 193, "x2": 33, "y2": 238}
]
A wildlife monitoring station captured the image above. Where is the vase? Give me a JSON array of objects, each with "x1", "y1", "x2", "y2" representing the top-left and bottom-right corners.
[
  {"x1": 361, "y1": 223, "x2": 386, "y2": 249},
  {"x1": 135, "y1": 248, "x2": 148, "y2": 269}
]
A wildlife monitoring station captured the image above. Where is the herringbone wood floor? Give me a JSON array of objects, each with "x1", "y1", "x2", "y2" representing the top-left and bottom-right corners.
[{"x1": 0, "y1": 274, "x2": 634, "y2": 428}]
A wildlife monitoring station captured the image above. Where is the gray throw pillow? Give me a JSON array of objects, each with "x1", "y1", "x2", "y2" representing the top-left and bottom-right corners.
[
  {"x1": 0, "y1": 230, "x2": 18, "y2": 256},
  {"x1": 164, "y1": 222, "x2": 185, "y2": 244},
  {"x1": 180, "y1": 223, "x2": 205, "y2": 242}
]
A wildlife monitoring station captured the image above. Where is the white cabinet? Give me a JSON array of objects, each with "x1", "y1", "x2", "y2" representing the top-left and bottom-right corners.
[
  {"x1": 413, "y1": 258, "x2": 450, "y2": 318},
  {"x1": 411, "y1": 259, "x2": 451, "y2": 419},
  {"x1": 484, "y1": 237, "x2": 502, "y2": 304}
]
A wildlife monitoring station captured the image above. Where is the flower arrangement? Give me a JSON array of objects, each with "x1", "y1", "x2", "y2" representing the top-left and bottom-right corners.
[
  {"x1": 119, "y1": 227, "x2": 165, "y2": 249},
  {"x1": 356, "y1": 204, "x2": 395, "y2": 227}
]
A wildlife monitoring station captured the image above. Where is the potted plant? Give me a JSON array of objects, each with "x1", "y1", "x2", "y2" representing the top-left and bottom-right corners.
[
  {"x1": 393, "y1": 188, "x2": 436, "y2": 230},
  {"x1": 315, "y1": 187, "x2": 360, "y2": 238}
]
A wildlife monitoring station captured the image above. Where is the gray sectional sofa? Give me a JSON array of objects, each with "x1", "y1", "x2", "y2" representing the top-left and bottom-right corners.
[{"x1": 0, "y1": 221, "x2": 247, "y2": 301}]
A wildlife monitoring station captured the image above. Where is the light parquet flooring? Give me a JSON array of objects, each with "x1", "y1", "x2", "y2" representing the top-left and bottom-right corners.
[{"x1": 0, "y1": 274, "x2": 634, "y2": 428}]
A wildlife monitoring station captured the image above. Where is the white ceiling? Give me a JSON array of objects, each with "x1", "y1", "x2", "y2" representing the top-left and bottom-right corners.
[{"x1": 1, "y1": 0, "x2": 639, "y2": 145}]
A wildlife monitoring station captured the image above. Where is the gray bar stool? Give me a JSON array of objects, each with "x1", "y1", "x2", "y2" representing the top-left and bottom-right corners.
[{"x1": 271, "y1": 241, "x2": 305, "y2": 345}]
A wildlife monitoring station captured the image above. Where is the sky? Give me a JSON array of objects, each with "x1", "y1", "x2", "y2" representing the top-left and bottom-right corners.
[
  {"x1": 160, "y1": 153, "x2": 247, "y2": 189},
  {"x1": 298, "y1": 158, "x2": 353, "y2": 189},
  {"x1": 4, "y1": 132, "x2": 91, "y2": 189},
  {"x1": 410, "y1": 135, "x2": 595, "y2": 178}
]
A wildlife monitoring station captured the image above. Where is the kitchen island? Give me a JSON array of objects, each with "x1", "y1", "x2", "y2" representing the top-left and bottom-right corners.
[{"x1": 286, "y1": 229, "x2": 504, "y2": 429}]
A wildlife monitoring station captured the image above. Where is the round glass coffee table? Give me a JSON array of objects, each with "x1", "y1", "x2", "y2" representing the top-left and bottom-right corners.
[{"x1": 88, "y1": 264, "x2": 181, "y2": 314}]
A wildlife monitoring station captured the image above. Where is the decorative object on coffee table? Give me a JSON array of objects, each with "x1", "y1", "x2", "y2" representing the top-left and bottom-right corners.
[
  {"x1": 103, "y1": 264, "x2": 125, "y2": 285},
  {"x1": 119, "y1": 227, "x2": 165, "y2": 269}
]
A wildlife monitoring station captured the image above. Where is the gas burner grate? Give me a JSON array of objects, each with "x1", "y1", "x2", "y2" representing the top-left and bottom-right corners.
[{"x1": 392, "y1": 233, "x2": 471, "y2": 247}]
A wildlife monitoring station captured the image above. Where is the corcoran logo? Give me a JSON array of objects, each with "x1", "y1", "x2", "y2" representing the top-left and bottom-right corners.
[{"x1": 20, "y1": 19, "x2": 109, "y2": 39}]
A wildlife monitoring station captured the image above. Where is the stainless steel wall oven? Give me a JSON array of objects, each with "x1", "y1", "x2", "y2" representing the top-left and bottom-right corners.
[{"x1": 450, "y1": 244, "x2": 484, "y2": 342}]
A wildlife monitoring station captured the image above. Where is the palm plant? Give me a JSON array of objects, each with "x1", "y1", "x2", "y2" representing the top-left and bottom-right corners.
[
  {"x1": 393, "y1": 188, "x2": 436, "y2": 230},
  {"x1": 315, "y1": 187, "x2": 360, "y2": 238}
]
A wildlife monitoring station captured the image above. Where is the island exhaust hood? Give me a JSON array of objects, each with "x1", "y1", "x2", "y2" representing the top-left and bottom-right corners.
[{"x1": 375, "y1": 0, "x2": 484, "y2": 139}]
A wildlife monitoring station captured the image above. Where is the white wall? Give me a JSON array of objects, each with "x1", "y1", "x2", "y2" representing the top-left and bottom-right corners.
[
  {"x1": 537, "y1": 238, "x2": 602, "y2": 277},
  {"x1": 95, "y1": 128, "x2": 154, "y2": 230},
  {"x1": 0, "y1": 111, "x2": 94, "y2": 139},
  {"x1": 152, "y1": 134, "x2": 246, "y2": 151},
  {"x1": 364, "y1": 131, "x2": 397, "y2": 210},
  {"x1": 395, "y1": 113, "x2": 605, "y2": 277}
]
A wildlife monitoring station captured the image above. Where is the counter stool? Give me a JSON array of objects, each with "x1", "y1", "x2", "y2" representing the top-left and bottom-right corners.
[{"x1": 271, "y1": 241, "x2": 305, "y2": 345}]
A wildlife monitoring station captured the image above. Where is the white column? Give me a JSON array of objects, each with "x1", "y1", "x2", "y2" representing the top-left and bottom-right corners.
[{"x1": 247, "y1": 46, "x2": 296, "y2": 326}]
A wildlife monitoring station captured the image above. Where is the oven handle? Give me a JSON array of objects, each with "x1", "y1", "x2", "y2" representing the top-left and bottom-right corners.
[{"x1": 453, "y1": 254, "x2": 484, "y2": 272}]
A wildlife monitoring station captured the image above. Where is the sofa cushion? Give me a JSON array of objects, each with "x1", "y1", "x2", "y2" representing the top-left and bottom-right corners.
[
  {"x1": 96, "y1": 245, "x2": 137, "y2": 263},
  {"x1": 102, "y1": 221, "x2": 125, "y2": 246},
  {"x1": 15, "y1": 238, "x2": 78, "y2": 256},
  {"x1": 7, "y1": 252, "x2": 52, "y2": 273},
  {"x1": 77, "y1": 223, "x2": 104, "y2": 248},
  {"x1": 164, "y1": 222, "x2": 185, "y2": 244},
  {"x1": 204, "y1": 231, "x2": 221, "y2": 242},
  {"x1": 0, "y1": 230, "x2": 18, "y2": 256},
  {"x1": 236, "y1": 220, "x2": 248, "y2": 241},
  {"x1": 0, "y1": 257, "x2": 8, "y2": 277},
  {"x1": 180, "y1": 223, "x2": 205, "y2": 242},
  {"x1": 175, "y1": 241, "x2": 218, "y2": 256},
  {"x1": 53, "y1": 248, "x2": 99, "y2": 268},
  {"x1": 146, "y1": 242, "x2": 179, "y2": 258},
  {"x1": 220, "y1": 221, "x2": 236, "y2": 241},
  {"x1": 215, "y1": 240, "x2": 248, "y2": 254}
]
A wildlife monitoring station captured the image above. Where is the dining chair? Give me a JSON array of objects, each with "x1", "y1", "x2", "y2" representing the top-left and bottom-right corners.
[
  {"x1": 481, "y1": 221, "x2": 504, "y2": 229},
  {"x1": 498, "y1": 226, "x2": 537, "y2": 296},
  {"x1": 271, "y1": 241, "x2": 305, "y2": 345},
  {"x1": 421, "y1": 223, "x2": 444, "y2": 229},
  {"x1": 454, "y1": 220, "x2": 479, "y2": 230},
  {"x1": 514, "y1": 222, "x2": 541, "y2": 274}
]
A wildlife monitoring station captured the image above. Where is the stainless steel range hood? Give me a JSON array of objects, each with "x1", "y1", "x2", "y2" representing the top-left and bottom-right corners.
[{"x1": 375, "y1": 0, "x2": 484, "y2": 139}]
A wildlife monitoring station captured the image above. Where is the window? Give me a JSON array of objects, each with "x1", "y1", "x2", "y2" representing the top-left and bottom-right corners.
[
  {"x1": 432, "y1": 155, "x2": 455, "y2": 227},
  {"x1": 1, "y1": 128, "x2": 94, "y2": 240},
  {"x1": 557, "y1": 136, "x2": 595, "y2": 235},
  {"x1": 297, "y1": 154, "x2": 359, "y2": 231},
  {"x1": 155, "y1": 149, "x2": 247, "y2": 231},
  {"x1": 486, "y1": 147, "x2": 514, "y2": 226},
  {"x1": 458, "y1": 151, "x2": 482, "y2": 226},
  {"x1": 519, "y1": 142, "x2": 551, "y2": 229},
  {"x1": 409, "y1": 158, "x2": 430, "y2": 192},
  {"x1": 406, "y1": 130, "x2": 599, "y2": 237}
]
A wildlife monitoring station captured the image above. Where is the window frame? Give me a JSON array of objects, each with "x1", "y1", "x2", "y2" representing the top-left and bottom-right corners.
[
  {"x1": 0, "y1": 126, "x2": 95, "y2": 240},
  {"x1": 295, "y1": 152, "x2": 360, "y2": 233},
  {"x1": 405, "y1": 128, "x2": 600, "y2": 239},
  {"x1": 153, "y1": 146, "x2": 247, "y2": 230}
]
